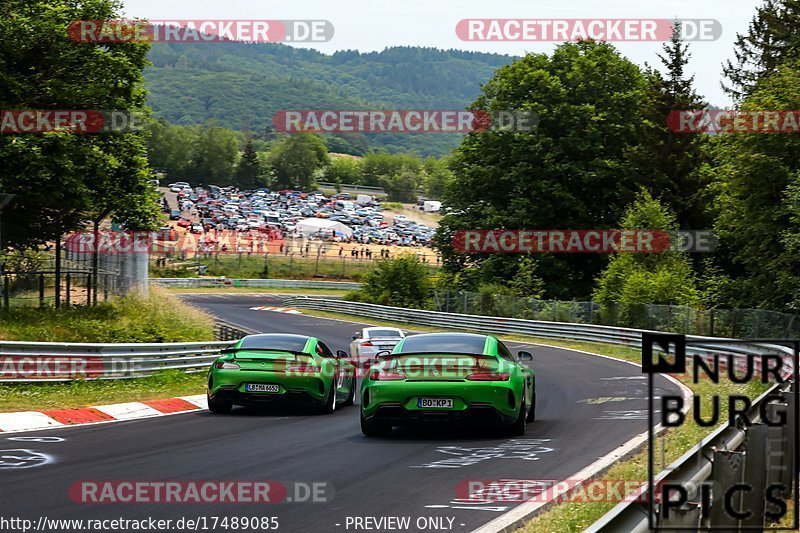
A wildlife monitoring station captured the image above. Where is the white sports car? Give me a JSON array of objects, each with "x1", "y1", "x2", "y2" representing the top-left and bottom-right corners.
[{"x1": 349, "y1": 327, "x2": 406, "y2": 369}]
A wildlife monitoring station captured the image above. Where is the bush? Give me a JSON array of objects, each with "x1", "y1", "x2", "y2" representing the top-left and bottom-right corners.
[{"x1": 358, "y1": 256, "x2": 430, "y2": 308}]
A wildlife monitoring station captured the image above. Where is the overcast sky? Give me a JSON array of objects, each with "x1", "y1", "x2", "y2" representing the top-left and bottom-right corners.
[{"x1": 123, "y1": 0, "x2": 762, "y2": 107}]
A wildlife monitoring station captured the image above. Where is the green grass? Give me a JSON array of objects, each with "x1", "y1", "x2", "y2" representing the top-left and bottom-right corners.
[
  {"x1": 0, "y1": 370, "x2": 207, "y2": 412},
  {"x1": 0, "y1": 286, "x2": 214, "y2": 342}
]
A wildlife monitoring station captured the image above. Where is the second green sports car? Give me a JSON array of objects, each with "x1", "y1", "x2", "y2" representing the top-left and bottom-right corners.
[
  {"x1": 207, "y1": 333, "x2": 356, "y2": 414},
  {"x1": 360, "y1": 332, "x2": 535, "y2": 437}
]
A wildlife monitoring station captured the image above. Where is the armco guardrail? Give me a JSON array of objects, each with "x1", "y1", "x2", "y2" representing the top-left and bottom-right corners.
[
  {"x1": 285, "y1": 297, "x2": 797, "y2": 530},
  {"x1": 587, "y1": 378, "x2": 796, "y2": 532},
  {"x1": 0, "y1": 320, "x2": 254, "y2": 382},
  {"x1": 152, "y1": 278, "x2": 361, "y2": 290},
  {"x1": 283, "y1": 297, "x2": 794, "y2": 377}
]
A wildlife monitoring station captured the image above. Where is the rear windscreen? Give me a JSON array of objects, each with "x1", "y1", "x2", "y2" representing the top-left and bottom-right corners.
[
  {"x1": 238, "y1": 335, "x2": 308, "y2": 352},
  {"x1": 399, "y1": 335, "x2": 486, "y2": 354},
  {"x1": 367, "y1": 329, "x2": 403, "y2": 338}
]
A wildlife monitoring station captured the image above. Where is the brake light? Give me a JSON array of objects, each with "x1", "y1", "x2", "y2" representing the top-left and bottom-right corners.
[
  {"x1": 466, "y1": 372, "x2": 510, "y2": 381},
  {"x1": 369, "y1": 370, "x2": 405, "y2": 381},
  {"x1": 285, "y1": 365, "x2": 319, "y2": 375},
  {"x1": 214, "y1": 361, "x2": 240, "y2": 370},
  {"x1": 360, "y1": 341, "x2": 373, "y2": 347}
]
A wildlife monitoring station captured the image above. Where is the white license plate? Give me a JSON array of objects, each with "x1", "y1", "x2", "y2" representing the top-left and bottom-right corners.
[
  {"x1": 245, "y1": 383, "x2": 280, "y2": 393},
  {"x1": 418, "y1": 398, "x2": 453, "y2": 408},
  {"x1": 378, "y1": 345, "x2": 394, "y2": 350}
]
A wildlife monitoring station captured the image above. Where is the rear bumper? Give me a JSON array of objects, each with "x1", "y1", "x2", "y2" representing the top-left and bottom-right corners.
[
  {"x1": 364, "y1": 403, "x2": 516, "y2": 426},
  {"x1": 361, "y1": 380, "x2": 523, "y2": 423},
  {"x1": 210, "y1": 386, "x2": 323, "y2": 406}
]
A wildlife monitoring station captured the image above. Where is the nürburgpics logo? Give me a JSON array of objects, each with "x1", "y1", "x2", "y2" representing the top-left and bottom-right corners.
[
  {"x1": 272, "y1": 110, "x2": 537, "y2": 133},
  {"x1": 643, "y1": 333, "x2": 798, "y2": 529},
  {"x1": 67, "y1": 20, "x2": 334, "y2": 43},
  {"x1": 456, "y1": 19, "x2": 721, "y2": 42}
]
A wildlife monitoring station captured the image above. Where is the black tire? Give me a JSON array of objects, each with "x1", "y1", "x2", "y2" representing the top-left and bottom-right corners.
[
  {"x1": 320, "y1": 384, "x2": 337, "y2": 414},
  {"x1": 342, "y1": 378, "x2": 356, "y2": 407},
  {"x1": 507, "y1": 394, "x2": 527, "y2": 436},
  {"x1": 526, "y1": 393, "x2": 536, "y2": 423},
  {"x1": 360, "y1": 411, "x2": 392, "y2": 437},
  {"x1": 208, "y1": 394, "x2": 232, "y2": 414}
]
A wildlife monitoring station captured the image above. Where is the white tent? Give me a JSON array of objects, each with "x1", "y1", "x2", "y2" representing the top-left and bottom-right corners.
[{"x1": 295, "y1": 218, "x2": 353, "y2": 238}]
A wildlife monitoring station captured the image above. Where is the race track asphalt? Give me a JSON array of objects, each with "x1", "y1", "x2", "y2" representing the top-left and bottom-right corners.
[{"x1": 0, "y1": 294, "x2": 680, "y2": 533}]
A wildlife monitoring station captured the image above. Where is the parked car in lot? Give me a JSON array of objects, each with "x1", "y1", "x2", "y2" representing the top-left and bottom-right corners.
[
  {"x1": 360, "y1": 332, "x2": 535, "y2": 437},
  {"x1": 169, "y1": 209, "x2": 181, "y2": 220},
  {"x1": 207, "y1": 333, "x2": 356, "y2": 414},
  {"x1": 350, "y1": 327, "x2": 406, "y2": 369},
  {"x1": 169, "y1": 181, "x2": 190, "y2": 192}
]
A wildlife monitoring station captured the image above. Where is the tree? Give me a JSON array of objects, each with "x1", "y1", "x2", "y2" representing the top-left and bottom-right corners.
[
  {"x1": 233, "y1": 137, "x2": 265, "y2": 190},
  {"x1": 0, "y1": 0, "x2": 159, "y2": 249},
  {"x1": 628, "y1": 23, "x2": 711, "y2": 229},
  {"x1": 708, "y1": 61, "x2": 800, "y2": 310},
  {"x1": 722, "y1": 0, "x2": 800, "y2": 101},
  {"x1": 189, "y1": 122, "x2": 239, "y2": 185},
  {"x1": 359, "y1": 256, "x2": 431, "y2": 308},
  {"x1": 380, "y1": 168, "x2": 419, "y2": 203},
  {"x1": 422, "y1": 156, "x2": 453, "y2": 199},
  {"x1": 593, "y1": 191, "x2": 699, "y2": 327},
  {"x1": 437, "y1": 41, "x2": 652, "y2": 299},
  {"x1": 323, "y1": 156, "x2": 363, "y2": 187},
  {"x1": 361, "y1": 152, "x2": 422, "y2": 187},
  {"x1": 144, "y1": 119, "x2": 197, "y2": 181},
  {"x1": 268, "y1": 133, "x2": 329, "y2": 190}
]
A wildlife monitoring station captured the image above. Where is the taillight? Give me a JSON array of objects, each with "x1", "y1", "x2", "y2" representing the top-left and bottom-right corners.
[
  {"x1": 285, "y1": 365, "x2": 319, "y2": 375},
  {"x1": 369, "y1": 370, "x2": 405, "y2": 381},
  {"x1": 360, "y1": 341, "x2": 373, "y2": 347},
  {"x1": 214, "y1": 361, "x2": 240, "y2": 370},
  {"x1": 466, "y1": 372, "x2": 510, "y2": 381}
]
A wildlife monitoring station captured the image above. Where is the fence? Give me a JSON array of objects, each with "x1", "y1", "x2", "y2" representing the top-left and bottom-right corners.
[
  {"x1": 1, "y1": 244, "x2": 148, "y2": 309},
  {"x1": 433, "y1": 289, "x2": 800, "y2": 339}
]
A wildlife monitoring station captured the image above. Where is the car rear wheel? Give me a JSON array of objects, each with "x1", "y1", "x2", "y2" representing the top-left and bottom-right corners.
[
  {"x1": 342, "y1": 380, "x2": 356, "y2": 407},
  {"x1": 526, "y1": 393, "x2": 536, "y2": 423},
  {"x1": 507, "y1": 394, "x2": 528, "y2": 436},
  {"x1": 208, "y1": 395, "x2": 232, "y2": 414},
  {"x1": 360, "y1": 411, "x2": 392, "y2": 437},
  {"x1": 320, "y1": 384, "x2": 337, "y2": 414}
]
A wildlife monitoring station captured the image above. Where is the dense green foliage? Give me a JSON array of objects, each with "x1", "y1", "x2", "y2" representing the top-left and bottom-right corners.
[
  {"x1": 145, "y1": 44, "x2": 514, "y2": 156},
  {"x1": 356, "y1": 257, "x2": 431, "y2": 308},
  {"x1": 594, "y1": 191, "x2": 699, "y2": 325},
  {"x1": 438, "y1": 41, "x2": 653, "y2": 299},
  {"x1": 0, "y1": 0, "x2": 159, "y2": 248}
]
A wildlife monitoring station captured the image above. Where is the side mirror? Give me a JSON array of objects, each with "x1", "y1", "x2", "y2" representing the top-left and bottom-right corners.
[
  {"x1": 375, "y1": 350, "x2": 392, "y2": 358},
  {"x1": 352, "y1": 332, "x2": 361, "y2": 340},
  {"x1": 518, "y1": 351, "x2": 533, "y2": 361},
  {"x1": 220, "y1": 347, "x2": 237, "y2": 354},
  {"x1": 336, "y1": 350, "x2": 349, "y2": 359}
]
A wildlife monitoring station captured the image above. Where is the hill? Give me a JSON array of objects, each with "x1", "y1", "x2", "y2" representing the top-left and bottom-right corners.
[{"x1": 145, "y1": 43, "x2": 515, "y2": 156}]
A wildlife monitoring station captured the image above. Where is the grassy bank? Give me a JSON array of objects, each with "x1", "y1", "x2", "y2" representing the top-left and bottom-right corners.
[{"x1": 0, "y1": 287, "x2": 214, "y2": 342}]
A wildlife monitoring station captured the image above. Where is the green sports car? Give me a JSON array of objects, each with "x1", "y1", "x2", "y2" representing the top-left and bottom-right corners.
[
  {"x1": 207, "y1": 333, "x2": 356, "y2": 414},
  {"x1": 360, "y1": 332, "x2": 535, "y2": 437}
]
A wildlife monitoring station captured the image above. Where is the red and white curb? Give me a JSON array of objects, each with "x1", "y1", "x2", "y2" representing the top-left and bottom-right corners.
[
  {"x1": 249, "y1": 306, "x2": 302, "y2": 314},
  {"x1": 0, "y1": 395, "x2": 207, "y2": 433}
]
